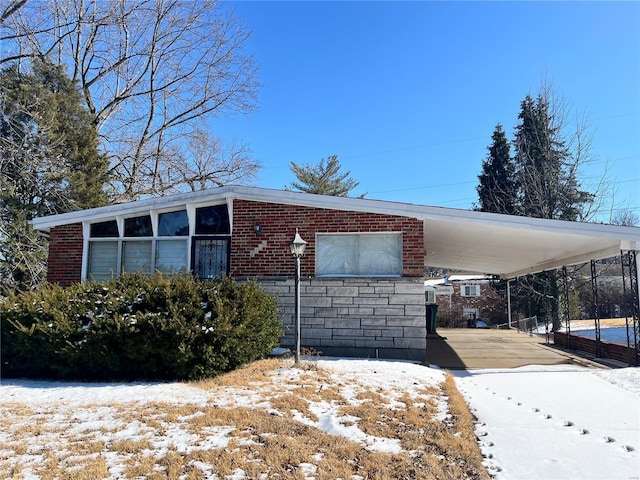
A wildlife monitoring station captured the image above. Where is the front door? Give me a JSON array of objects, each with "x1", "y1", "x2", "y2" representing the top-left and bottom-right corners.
[{"x1": 192, "y1": 237, "x2": 230, "y2": 280}]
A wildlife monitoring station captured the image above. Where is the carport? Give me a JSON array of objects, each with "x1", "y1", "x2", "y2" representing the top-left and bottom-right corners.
[{"x1": 400, "y1": 205, "x2": 640, "y2": 367}]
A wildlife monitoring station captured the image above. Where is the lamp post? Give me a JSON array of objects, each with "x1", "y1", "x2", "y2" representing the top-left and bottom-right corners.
[{"x1": 289, "y1": 228, "x2": 307, "y2": 363}]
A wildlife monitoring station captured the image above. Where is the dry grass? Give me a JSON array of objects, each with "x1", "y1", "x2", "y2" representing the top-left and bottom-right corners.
[
  {"x1": 1, "y1": 359, "x2": 490, "y2": 479},
  {"x1": 570, "y1": 317, "x2": 629, "y2": 329}
]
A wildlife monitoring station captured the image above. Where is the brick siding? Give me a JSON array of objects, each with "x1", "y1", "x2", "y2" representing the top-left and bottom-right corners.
[
  {"x1": 230, "y1": 199, "x2": 424, "y2": 277},
  {"x1": 47, "y1": 223, "x2": 83, "y2": 286},
  {"x1": 436, "y1": 281, "x2": 507, "y2": 326},
  {"x1": 554, "y1": 331, "x2": 637, "y2": 365}
]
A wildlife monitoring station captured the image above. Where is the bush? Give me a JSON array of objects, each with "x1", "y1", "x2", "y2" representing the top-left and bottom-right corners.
[{"x1": 1, "y1": 273, "x2": 281, "y2": 381}]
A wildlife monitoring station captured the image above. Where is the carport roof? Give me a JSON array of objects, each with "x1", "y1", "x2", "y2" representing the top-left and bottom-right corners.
[{"x1": 31, "y1": 185, "x2": 640, "y2": 278}]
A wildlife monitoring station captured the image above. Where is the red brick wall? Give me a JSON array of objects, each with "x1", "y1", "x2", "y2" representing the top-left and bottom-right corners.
[
  {"x1": 554, "y1": 331, "x2": 636, "y2": 365},
  {"x1": 44, "y1": 201, "x2": 425, "y2": 284},
  {"x1": 446, "y1": 282, "x2": 507, "y2": 325},
  {"x1": 230, "y1": 200, "x2": 424, "y2": 277},
  {"x1": 47, "y1": 223, "x2": 83, "y2": 286}
]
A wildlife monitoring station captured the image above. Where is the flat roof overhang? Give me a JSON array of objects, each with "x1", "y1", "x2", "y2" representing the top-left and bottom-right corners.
[
  {"x1": 31, "y1": 185, "x2": 640, "y2": 279},
  {"x1": 423, "y1": 217, "x2": 636, "y2": 278}
]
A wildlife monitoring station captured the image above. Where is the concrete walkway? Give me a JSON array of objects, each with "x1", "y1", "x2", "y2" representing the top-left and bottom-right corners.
[{"x1": 426, "y1": 328, "x2": 597, "y2": 369}]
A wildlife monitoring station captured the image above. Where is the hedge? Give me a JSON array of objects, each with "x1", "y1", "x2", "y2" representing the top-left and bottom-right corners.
[{"x1": 0, "y1": 273, "x2": 282, "y2": 381}]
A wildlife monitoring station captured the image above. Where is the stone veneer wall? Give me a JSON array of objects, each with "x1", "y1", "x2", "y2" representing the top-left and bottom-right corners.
[{"x1": 258, "y1": 277, "x2": 427, "y2": 362}]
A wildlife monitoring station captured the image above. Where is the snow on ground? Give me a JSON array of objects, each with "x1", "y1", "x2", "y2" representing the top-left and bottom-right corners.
[
  {"x1": 454, "y1": 365, "x2": 640, "y2": 480},
  {"x1": 1, "y1": 360, "x2": 639, "y2": 480}
]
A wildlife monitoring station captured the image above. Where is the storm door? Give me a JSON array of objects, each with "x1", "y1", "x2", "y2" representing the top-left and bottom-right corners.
[{"x1": 192, "y1": 237, "x2": 230, "y2": 280}]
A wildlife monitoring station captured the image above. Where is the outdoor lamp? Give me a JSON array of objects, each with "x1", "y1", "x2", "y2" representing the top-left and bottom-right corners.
[
  {"x1": 289, "y1": 228, "x2": 307, "y2": 257},
  {"x1": 290, "y1": 228, "x2": 307, "y2": 363}
]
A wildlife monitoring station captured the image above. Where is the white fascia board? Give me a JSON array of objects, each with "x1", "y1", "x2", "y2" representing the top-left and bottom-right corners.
[
  {"x1": 228, "y1": 188, "x2": 640, "y2": 244},
  {"x1": 29, "y1": 184, "x2": 640, "y2": 245},
  {"x1": 505, "y1": 244, "x2": 626, "y2": 278},
  {"x1": 425, "y1": 210, "x2": 640, "y2": 242},
  {"x1": 29, "y1": 185, "x2": 424, "y2": 232},
  {"x1": 30, "y1": 187, "x2": 235, "y2": 232}
]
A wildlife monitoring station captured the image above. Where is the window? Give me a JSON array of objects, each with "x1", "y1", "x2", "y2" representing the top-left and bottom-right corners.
[
  {"x1": 192, "y1": 237, "x2": 230, "y2": 279},
  {"x1": 90, "y1": 220, "x2": 119, "y2": 238},
  {"x1": 87, "y1": 210, "x2": 189, "y2": 279},
  {"x1": 87, "y1": 241, "x2": 118, "y2": 281},
  {"x1": 156, "y1": 239, "x2": 188, "y2": 273},
  {"x1": 463, "y1": 307, "x2": 479, "y2": 320},
  {"x1": 122, "y1": 241, "x2": 152, "y2": 273},
  {"x1": 195, "y1": 205, "x2": 230, "y2": 234},
  {"x1": 158, "y1": 210, "x2": 188, "y2": 236},
  {"x1": 460, "y1": 284, "x2": 481, "y2": 297},
  {"x1": 124, "y1": 215, "x2": 152, "y2": 237},
  {"x1": 316, "y1": 233, "x2": 402, "y2": 277}
]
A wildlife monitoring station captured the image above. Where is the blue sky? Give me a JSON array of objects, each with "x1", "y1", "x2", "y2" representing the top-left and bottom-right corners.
[{"x1": 214, "y1": 1, "x2": 640, "y2": 222}]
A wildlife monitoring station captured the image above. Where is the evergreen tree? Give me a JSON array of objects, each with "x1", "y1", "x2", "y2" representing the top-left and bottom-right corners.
[
  {"x1": 476, "y1": 123, "x2": 517, "y2": 214},
  {"x1": 476, "y1": 86, "x2": 596, "y2": 331},
  {"x1": 513, "y1": 94, "x2": 593, "y2": 220},
  {"x1": 287, "y1": 155, "x2": 362, "y2": 197},
  {"x1": 0, "y1": 60, "x2": 109, "y2": 293},
  {"x1": 510, "y1": 91, "x2": 594, "y2": 329}
]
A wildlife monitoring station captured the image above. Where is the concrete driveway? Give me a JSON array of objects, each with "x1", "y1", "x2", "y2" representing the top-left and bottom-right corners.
[{"x1": 426, "y1": 328, "x2": 587, "y2": 369}]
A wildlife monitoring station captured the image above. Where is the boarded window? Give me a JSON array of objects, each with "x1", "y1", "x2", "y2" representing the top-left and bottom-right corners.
[{"x1": 316, "y1": 233, "x2": 402, "y2": 277}]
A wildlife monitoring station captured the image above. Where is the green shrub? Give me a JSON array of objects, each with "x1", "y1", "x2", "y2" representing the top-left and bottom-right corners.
[{"x1": 1, "y1": 273, "x2": 281, "y2": 381}]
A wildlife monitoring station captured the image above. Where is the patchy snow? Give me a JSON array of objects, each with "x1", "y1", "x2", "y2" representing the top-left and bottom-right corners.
[
  {"x1": 1, "y1": 359, "x2": 639, "y2": 480},
  {"x1": 454, "y1": 365, "x2": 640, "y2": 479}
]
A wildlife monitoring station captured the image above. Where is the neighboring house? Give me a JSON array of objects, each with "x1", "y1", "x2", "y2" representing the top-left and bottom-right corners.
[
  {"x1": 31, "y1": 185, "x2": 640, "y2": 361},
  {"x1": 425, "y1": 275, "x2": 506, "y2": 327}
]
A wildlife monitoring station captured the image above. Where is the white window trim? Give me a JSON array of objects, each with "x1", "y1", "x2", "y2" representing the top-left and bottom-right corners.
[
  {"x1": 460, "y1": 284, "x2": 481, "y2": 297},
  {"x1": 84, "y1": 210, "x2": 192, "y2": 281}
]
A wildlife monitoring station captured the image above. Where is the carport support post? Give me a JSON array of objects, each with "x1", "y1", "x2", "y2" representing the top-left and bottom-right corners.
[
  {"x1": 590, "y1": 260, "x2": 602, "y2": 358},
  {"x1": 562, "y1": 266, "x2": 572, "y2": 350},
  {"x1": 621, "y1": 250, "x2": 640, "y2": 366},
  {"x1": 507, "y1": 279, "x2": 513, "y2": 329},
  {"x1": 636, "y1": 252, "x2": 640, "y2": 366}
]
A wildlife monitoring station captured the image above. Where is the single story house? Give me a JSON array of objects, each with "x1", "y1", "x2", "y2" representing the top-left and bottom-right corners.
[{"x1": 31, "y1": 185, "x2": 640, "y2": 361}]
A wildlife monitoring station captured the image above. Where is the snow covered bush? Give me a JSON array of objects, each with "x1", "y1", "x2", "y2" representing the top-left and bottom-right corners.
[{"x1": 0, "y1": 273, "x2": 281, "y2": 381}]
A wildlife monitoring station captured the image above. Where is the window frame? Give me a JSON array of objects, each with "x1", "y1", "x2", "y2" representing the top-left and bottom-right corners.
[
  {"x1": 191, "y1": 235, "x2": 231, "y2": 280},
  {"x1": 460, "y1": 284, "x2": 481, "y2": 297},
  {"x1": 86, "y1": 210, "x2": 194, "y2": 280},
  {"x1": 315, "y1": 232, "x2": 403, "y2": 278}
]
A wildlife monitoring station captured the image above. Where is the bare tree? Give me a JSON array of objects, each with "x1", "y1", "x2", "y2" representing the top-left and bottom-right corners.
[
  {"x1": 163, "y1": 129, "x2": 260, "y2": 193},
  {"x1": 611, "y1": 208, "x2": 639, "y2": 227},
  {"x1": 1, "y1": 0, "x2": 261, "y2": 200},
  {"x1": 0, "y1": 0, "x2": 27, "y2": 23}
]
